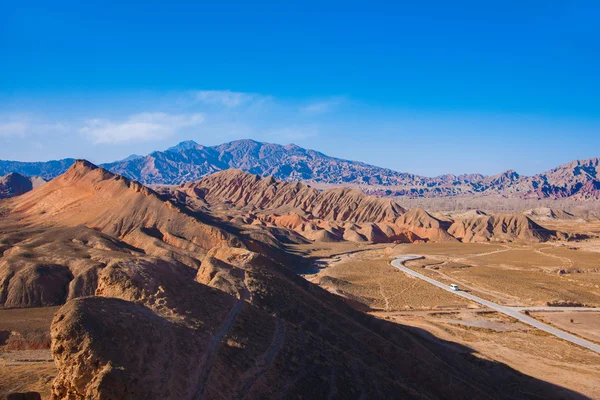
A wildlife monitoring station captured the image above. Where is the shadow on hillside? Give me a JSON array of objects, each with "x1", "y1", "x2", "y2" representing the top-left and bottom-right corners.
[
  {"x1": 348, "y1": 306, "x2": 592, "y2": 400},
  {"x1": 264, "y1": 253, "x2": 593, "y2": 399}
]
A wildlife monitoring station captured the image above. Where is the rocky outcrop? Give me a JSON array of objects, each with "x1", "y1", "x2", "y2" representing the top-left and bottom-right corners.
[
  {"x1": 51, "y1": 297, "x2": 214, "y2": 400},
  {"x1": 0, "y1": 226, "x2": 175, "y2": 308},
  {"x1": 448, "y1": 214, "x2": 559, "y2": 243},
  {"x1": 0, "y1": 172, "x2": 45, "y2": 199}
]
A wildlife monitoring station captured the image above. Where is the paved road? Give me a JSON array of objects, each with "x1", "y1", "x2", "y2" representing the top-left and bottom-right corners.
[{"x1": 392, "y1": 255, "x2": 600, "y2": 354}]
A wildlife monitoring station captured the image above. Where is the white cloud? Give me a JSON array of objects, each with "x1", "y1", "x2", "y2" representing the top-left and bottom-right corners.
[
  {"x1": 301, "y1": 97, "x2": 345, "y2": 115},
  {"x1": 192, "y1": 90, "x2": 259, "y2": 108},
  {"x1": 0, "y1": 116, "x2": 75, "y2": 141},
  {"x1": 0, "y1": 121, "x2": 28, "y2": 137},
  {"x1": 81, "y1": 112, "x2": 204, "y2": 144}
]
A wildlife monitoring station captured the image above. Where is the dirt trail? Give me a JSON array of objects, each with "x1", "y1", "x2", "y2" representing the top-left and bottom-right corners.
[
  {"x1": 453, "y1": 245, "x2": 512, "y2": 262},
  {"x1": 534, "y1": 247, "x2": 574, "y2": 268},
  {"x1": 378, "y1": 283, "x2": 390, "y2": 311},
  {"x1": 193, "y1": 272, "x2": 250, "y2": 399},
  {"x1": 237, "y1": 317, "x2": 285, "y2": 396}
]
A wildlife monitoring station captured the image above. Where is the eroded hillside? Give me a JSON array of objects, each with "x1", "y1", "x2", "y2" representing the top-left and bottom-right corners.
[{"x1": 0, "y1": 162, "x2": 583, "y2": 399}]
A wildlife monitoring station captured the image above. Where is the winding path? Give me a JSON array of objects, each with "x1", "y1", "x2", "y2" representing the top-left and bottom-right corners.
[
  {"x1": 193, "y1": 271, "x2": 252, "y2": 399},
  {"x1": 392, "y1": 255, "x2": 600, "y2": 354}
]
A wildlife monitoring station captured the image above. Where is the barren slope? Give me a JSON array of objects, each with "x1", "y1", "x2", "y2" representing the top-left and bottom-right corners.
[
  {"x1": 178, "y1": 169, "x2": 406, "y2": 223},
  {"x1": 0, "y1": 172, "x2": 45, "y2": 199},
  {"x1": 0, "y1": 163, "x2": 586, "y2": 399},
  {"x1": 448, "y1": 214, "x2": 560, "y2": 243},
  {"x1": 166, "y1": 170, "x2": 566, "y2": 245},
  {"x1": 49, "y1": 245, "x2": 578, "y2": 399},
  {"x1": 6, "y1": 160, "x2": 240, "y2": 252},
  {"x1": 396, "y1": 208, "x2": 457, "y2": 242}
]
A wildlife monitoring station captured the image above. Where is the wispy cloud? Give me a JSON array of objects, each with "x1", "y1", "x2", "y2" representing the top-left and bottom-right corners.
[
  {"x1": 81, "y1": 112, "x2": 204, "y2": 144},
  {"x1": 191, "y1": 90, "x2": 261, "y2": 108},
  {"x1": 0, "y1": 116, "x2": 71, "y2": 139},
  {"x1": 0, "y1": 121, "x2": 28, "y2": 137},
  {"x1": 301, "y1": 97, "x2": 345, "y2": 115}
]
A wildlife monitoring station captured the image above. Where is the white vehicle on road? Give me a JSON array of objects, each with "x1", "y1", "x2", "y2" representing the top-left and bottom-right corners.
[{"x1": 449, "y1": 284, "x2": 460, "y2": 291}]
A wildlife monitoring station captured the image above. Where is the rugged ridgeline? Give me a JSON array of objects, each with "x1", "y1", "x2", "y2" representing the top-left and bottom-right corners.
[
  {"x1": 0, "y1": 162, "x2": 576, "y2": 399},
  {"x1": 0, "y1": 158, "x2": 75, "y2": 180},
  {"x1": 91, "y1": 142, "x2": 600, "y2": 200},
  {"x1": 1, "y1": 139, "x2": 599, "y2": 199},
  {"x1": 102, "y1": 139, "x2": 426, "y2": 186},
  {"x1": 177, "y1": 168, "x2": 406, "y2": 223},
  {"x1": 0, "y1": 172, "x2": 45, "y2": 199},
  {"x1": 163, "y1": 169, "x2": 566, "y2": 245},
  {"x1": 478, "y1": 158, "x2": 600, "y2": 200}
]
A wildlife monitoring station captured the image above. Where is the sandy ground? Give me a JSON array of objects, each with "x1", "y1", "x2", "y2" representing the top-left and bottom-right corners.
[
  {"x1": 0, "y1": 307, "x2": 58, "y2": 398},
  {"x1": 531, "y1": 311, "x2": 600, "y2": 344},
  {"x1": 0, "y1": 361, "x2": 55, "y2": 398},
  {"x1": 0, "y1": 307, "x2": 59, "y2": 332},
  {"x1": 312, "y1": 255, "x2": 475, "y2": 311},
  {"x1": 389, "y1": 312, "x2": 600, "y2": 399},
  {"x1": 298, "y1": 240, "x2": 600, "y2": 309},
  {"x1": 391, "y1": 242, "x2": 600, "y2": 307}
]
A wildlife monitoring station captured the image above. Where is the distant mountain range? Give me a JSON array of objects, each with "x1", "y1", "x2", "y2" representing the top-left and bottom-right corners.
[{"x1": 1, "y1": 139, "x2": 599, "y2": 199}]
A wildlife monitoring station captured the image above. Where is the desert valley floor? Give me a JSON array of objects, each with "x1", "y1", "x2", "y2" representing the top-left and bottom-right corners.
[{"x1": 300, "y1": 239, "x2": 600, "y2": 399}]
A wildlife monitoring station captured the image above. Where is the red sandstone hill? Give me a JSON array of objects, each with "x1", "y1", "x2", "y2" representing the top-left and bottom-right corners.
[
  {"x1": 0, "y1": 160, "x2": 242, "y2": 309},
  {"x1": 178, "y1": 169, "x2": 407, "y2": 223},
  {"x1": 395, "y1": 208, "x2": 457, "y2": 242},
  {"x1": 448, "y1": 214, "x2": 560, "y2": 243},
  {"x1": 165, "y1": 170, "x2": 563, "y2": 245},
  {"x1": 7, "y1": 160, "x2": 241, "y2": 251}
]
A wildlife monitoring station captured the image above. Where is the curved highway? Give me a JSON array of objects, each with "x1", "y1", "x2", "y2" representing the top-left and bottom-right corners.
[{"x1": 392, "y1": 255, "x2": 600, "y2": 354}]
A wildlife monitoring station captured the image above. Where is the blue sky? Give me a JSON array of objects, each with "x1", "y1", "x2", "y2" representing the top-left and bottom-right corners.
[{"x1": 1, "y1": 0, "x2": 599, "y2": 176}]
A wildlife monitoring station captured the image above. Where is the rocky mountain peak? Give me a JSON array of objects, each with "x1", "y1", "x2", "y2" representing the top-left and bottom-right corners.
[{"x1": 166, "y1": 140, "x2": 201, "y2": 152}]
